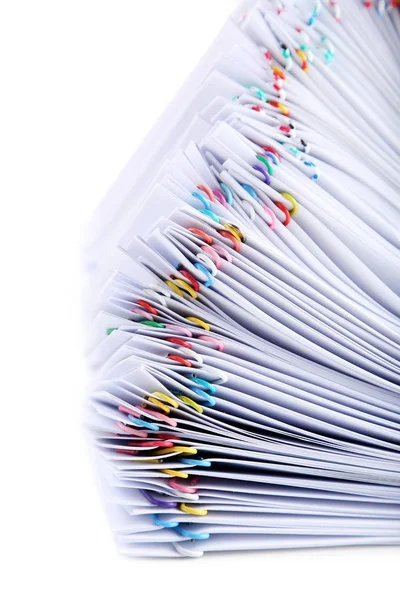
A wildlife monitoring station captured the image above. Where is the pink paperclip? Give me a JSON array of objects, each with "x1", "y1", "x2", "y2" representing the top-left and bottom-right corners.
[
  {"x1": 166, "y1": 324, "x2": 193, "y2": 337},
  {"x1": 169, "y1": 478, "x2": 199, "y2": 494},
  {"x1": 213, "y1": 245, "x2": 233, "y2": 263},
  {"x1": 131, "y1": 440, "x2": 174, "y2": 449},
  {"x1": 212, "y1": 189, "x2": 228, "y2": 208},
  {"x1": 140, "y1": 407, "x2": 178, "y2": 428},
  {"x1": 263, "y1": 206, "x2": 277, "y2": 229},
  {"x1": 201, "y1": 245, "x2": 222, "y2": 269},
  {"x1": 119, "y1": 405, "x2": 140, "y2": 418},
  {"x1": 116, "y1": 422, "x2": 148, "y2": 438},
  {"x1": 131, "y1": 308, "x2": 154, "y2": 320},
  {"x1": 198, "y1": 335, "x2": 224, "y2": 352},
  {"x1": 116, "y1": 448, "x2": 138, "y2": 455}
]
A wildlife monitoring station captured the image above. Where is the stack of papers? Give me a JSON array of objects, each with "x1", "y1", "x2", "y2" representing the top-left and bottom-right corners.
[{"x1": 84, "y1": 0, "x2": 400, "y2": 558}]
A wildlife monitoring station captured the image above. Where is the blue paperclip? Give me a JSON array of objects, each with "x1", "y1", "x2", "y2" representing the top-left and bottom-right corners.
[
  {"x1": 200, "y1": 209, "x2": 220, "y2": 223},
  {"x1": 154, "y1": 515, "x2": 179, "y2": 528},
  {"x1": 192, "y1": 191, "x2": 211, "y2": 210},
  {"x1": 194, "y1": 262, "x2": 215, "y2": 287},
  {"x1": 190, "y1": 378, "x2": 217, "y2": 394},
  {"x1": 128, "y1": 415, "x2": 159, "y2": 431},
  {"x1": 220, "y1": 183, "x2": 234, "y2": 206},
  {"x1": 241, "y1": 183, "x2": 259, "y2": 200},
  {"x1": 188, "y1": 387, "x2": 216, "y2": 407},
  {"x1": 174, "y1": 525, "x2": 210, "y2": 540},
  {"x1": 263, "y1": 151, "x2": 280, "y2": 166},
  {"x1": 180, "y1": 458, "x2": 212, "y2": 467}
]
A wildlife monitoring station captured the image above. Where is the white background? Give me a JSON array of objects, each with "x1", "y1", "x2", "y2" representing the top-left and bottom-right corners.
[{"x1": 1, "y1": 1, "x2": 398, "y2": 598}]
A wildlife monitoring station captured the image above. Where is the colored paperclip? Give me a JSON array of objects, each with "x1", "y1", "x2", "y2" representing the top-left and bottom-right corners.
[
  {"x1": 201, "y1": 245, "x2": 222, "y2": 269},
  {"x1": 175, "y1": 394, "x2": 204, "y2": 414},
  {"x1": 171, "y1": 278, "x2": 198, "y2": 299},
  {"x1": 180, "y1": 503, "x2": 208, "y2": 517},
  {"x1": 190, "y1": 378, "x2": 217, "y2": 394},
  {"x1": 198, "y1": 335, "x2": 224, "y2": 352},
  {"x1": 169, "y1": 478, "x2": 199, "y2": 494},
  {"x1": 127, "y1": 415, "x2": 160, "y2": 432},
  {"x1": 194, "y1": 262, "x2": 215, "y2": 287},
  {"x1": 187, "y1": 317, "x2": 211, "y2": 331},
  {"x1": 154, "y1": 446, "x2": 198, "y2": 456},
  {"x1": 142, "y1": 490, "x2": 177, "y2": 508},
  {"x1": 275, "y1": 201, "x2": 291, "y2": 226},
  {"x1": 174, "y1": 526, "x2": 210, "y2": 541},
  {"x1": 180, "y1": 458, "x2": 212, "y2": 467},
  {"x1": 281, "y1": 192, "x2": 299, "y2": 215},
  {"x1": 241, "y1": 183, "x2": 259, "y2": 200},
  {"x1": 256, "y1": 154, "x2": 274, "y2": 176},
  {"x1": 161, "y1": 469, "x2": 189, "y2": 479},
  {"x1": 197, "y1": 184, "x2": 215, "y2": 203},
  {"x1": 154, "y1": 515, "x2": 179, "y2": 529},
  {"x1": 252, "y1": 165, "x2": 271, "y2": 185},
  {"x1": 220, "y1": 183, "x2": 234, "y2": 205},
  {"x1": 212, "y1": 189, "x2": 228, "y2": 208},
  {"x1": 189, "y1": 387, "x2": 216, "y2": 408}
]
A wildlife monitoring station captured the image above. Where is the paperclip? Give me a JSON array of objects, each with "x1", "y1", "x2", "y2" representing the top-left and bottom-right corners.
[
  {"x1": 275, "y1": 201, "x2": 291, "y2": 226},
  {"x1": 187, "y1": 317, "x2": 211, "y2": 331},
  {"x1": 194, "y1": 262, "x2": 215, "y2": 287},
  {"x1": 175, "y1": 394, "x2": 204, "y2": 414},
  {"x1": 281, "y1": 192, "x2": 299, "y2": 215},
  {"x1": 180, "y1": 504, "x2": 208, "y2": 517}
]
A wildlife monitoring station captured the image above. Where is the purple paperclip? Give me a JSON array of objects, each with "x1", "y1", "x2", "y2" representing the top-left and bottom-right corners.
[
  {"x1": 141, "y1": 489, "x2": 178, "y2": 509},
  {"x1": 253, "y1": 164, "x2": 271, "y2": 185}
]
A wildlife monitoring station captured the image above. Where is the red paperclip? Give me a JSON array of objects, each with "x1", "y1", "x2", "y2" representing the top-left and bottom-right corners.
[
  {"x1": 178, "y1": 269, "x2": 200, "y2": 292},
  {"x1": 166, "y1": 337, "x2": 192, "y2": 350},
  {"x1": 168, "y1": 355, "x2": 193, "y2": 368},
  {"x1": 220, "y1": 230, "x2": 240, "y2": 252},
  {"x1": 188, "y1": 228, "x2": 213, "y2": 246},
  {"x1": 137, "y1": 300, "x2": 158, "y2": 315},
  {"x1": 275, "y1": 202, "x2": 291, "y2": 226}
]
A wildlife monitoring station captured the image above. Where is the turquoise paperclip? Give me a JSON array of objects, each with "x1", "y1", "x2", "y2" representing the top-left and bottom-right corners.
[
  {"x1": 190, "y1": 378, "x2": 217, "y2": 394},
  {"x1": 220, "y1": 183, "x2": 234, "y2": 206},
  {"x1": 154, "y1": 515, "x2": 179, "y2": 529},
  {"x1": 189, "y1": 387, "x2": 216, "y2": 408},
  {"x1": 128, "y1": 415, "x2": 159, "y2": 432},
  {"x1": 174, "y1": 525, "x2": 210, "y2": 541},
  {"x1": 200, "y1": 209, "x2": 220, "y2": 223},
  {"x1": 192, "y1": 191, "x2": 211, "y2": 210},
  {"x1": 180, "y1": 458, "x2": 212, "y2": 467},
  {"x1": 241, "y1": 183, "x2": 259, "y2": 201}
]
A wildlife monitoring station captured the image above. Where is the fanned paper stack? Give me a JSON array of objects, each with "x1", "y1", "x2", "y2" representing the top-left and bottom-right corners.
[{"x1": 84, "y1": 0, "x2": 400, "y2": 558}]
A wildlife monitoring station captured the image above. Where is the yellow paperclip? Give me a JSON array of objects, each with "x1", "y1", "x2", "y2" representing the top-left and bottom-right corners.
[
  {"x1": 165, "y1": 280, "x2": 185, "y2": 298},
  {"x1": 230, "y1": 223, "x2": 245, "y2": 241},
  {"x1": 271, "y1": 66, "x2": 286, "y2": 80},
  {"x1": 173, "y1": 279, "x2": 198, "y2": 299},
  {"x1": 278, "y1": 102, "x2": 290, "y2": 116},
  {"x1": 144, "y1": 398, "x2": 170, "y2": 414},
  {"x1": 161, "y1": 470, "x2": 189, "y2": 479},
  {"x1": 296, "y1": 49, "x2": 307, "y2": 63},
  {"x1": 151, "y1": 392, "x2": 179, "y2": 409},
  {"x1": 154, "y1": 446, "x2": 198, "y2": 456},
  {"x1": 187, "y1": 317, "x2": 211, "y2": 331},
  {"x1": 281, "y1": 192, "x2": 299, "y2": 216},
  {"x1": 223, "y1": 224, "x2": 242, "y2": 242},
  {"x1": 180, "y1": 503, "x2": 208, "y2": 517},
  {"x1": 176, "y1": 395, "x2": 204, "y2": 414}
]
